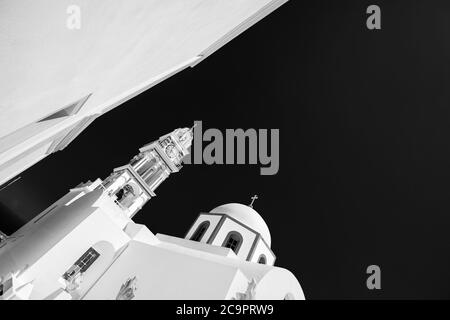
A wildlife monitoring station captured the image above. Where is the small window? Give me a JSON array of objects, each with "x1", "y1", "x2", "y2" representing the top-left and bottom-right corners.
[
  {"x1": 257, "y1": 254, "x2": 267, "y2": 264},
  {"x1": 222, "y1": 231, "x2": 243, "y2": 254},
  {"x1": 190, "y1": 221, "x2": 210, "y2": 242},
  {"x1": 136, "y1": 157, "x2": 156, "y2": 176},
  {"x1": 0, "y1": 278, "x2": 13, "y2": 297},
  {"x1": 38, "y1": 94, "x2": 91, "y2": 122},
  {"x1": 62, "y1": 247, "x2": 100, "y2": 283},
  {"x1": 113, "y1": 183, "x2": 140, "y2": 209}
]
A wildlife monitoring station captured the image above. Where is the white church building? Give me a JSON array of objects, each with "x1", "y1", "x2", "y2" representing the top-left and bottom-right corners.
[{"x1": 0, "y1": 127, "x2": 304, "y2": 300}]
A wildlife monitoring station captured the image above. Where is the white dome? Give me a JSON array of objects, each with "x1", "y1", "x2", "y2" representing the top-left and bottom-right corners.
[{"x1": 210, "y1": 203, "x2": 271, "y2": 247}]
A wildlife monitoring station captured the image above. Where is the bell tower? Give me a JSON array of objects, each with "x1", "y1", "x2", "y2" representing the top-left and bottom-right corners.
[{"x1": 99, "y1": 127, "x2": 193, "y2": 218}]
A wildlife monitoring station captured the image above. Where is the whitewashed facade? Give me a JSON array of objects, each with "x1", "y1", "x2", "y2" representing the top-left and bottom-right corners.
[{"x1": 0, "y1": 128, "x2": 304, "y2": 300}]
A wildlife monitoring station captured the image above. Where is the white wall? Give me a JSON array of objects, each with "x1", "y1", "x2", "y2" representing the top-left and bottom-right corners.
[
  {"x1": 83, "y1": 240, "x2": 247, "y2": 300},
  {"x1": 12, "y1": 188, "x2": 85, "y2": 237},
  {"x1": 0, "y1": 189, "x2": 131, "y2": 299}
]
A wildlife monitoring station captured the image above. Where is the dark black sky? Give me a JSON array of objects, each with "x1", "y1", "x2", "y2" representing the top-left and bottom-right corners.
[{"x1": 2, "y1": 0, "x2": 450, "y2": 299}]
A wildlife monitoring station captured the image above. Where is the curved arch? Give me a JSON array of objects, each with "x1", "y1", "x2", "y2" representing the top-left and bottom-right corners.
[
  {"x1": 190, "y1": 221, "x2": 210, "y2": 242},
  {"x1": 257, "y1": 254, "x2": 267, "y2": 265},
  {"x1": 115, "y1": 183, "x2": 140, "y2": 208},
  {"x1": 222, "y1": 231, "x2": 243, "y2": 254}
]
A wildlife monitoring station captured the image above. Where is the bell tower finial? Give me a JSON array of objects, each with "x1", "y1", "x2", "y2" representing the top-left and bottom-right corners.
[{"x1": 249, "y1": 195, "x2": 258, "y2": 208}]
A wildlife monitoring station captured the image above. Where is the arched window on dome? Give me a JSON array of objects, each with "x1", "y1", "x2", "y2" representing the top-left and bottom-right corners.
[
  {"x1": 257, "y1": 254, "x2": 267, "y2": 265},
  {"x1": 190, "y1": 221, "x2": 210, "y2": 242},
  {"x1": 222, "y1": 231, "x2": 243, "y2": 254}
]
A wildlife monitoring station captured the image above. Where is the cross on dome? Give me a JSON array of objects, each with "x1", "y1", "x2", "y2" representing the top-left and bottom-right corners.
[{"x1": 249, "y1": 195, "x2": 258, "y2": 208}]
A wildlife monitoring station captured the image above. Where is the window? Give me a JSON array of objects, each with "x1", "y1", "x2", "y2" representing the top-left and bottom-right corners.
[
  {"x1": 144, "y1": 166, "x2": 164, "y2": 186},
  {"x1": 114, "y1": 184, "x2": 138, "y2": 209},
  {"x1": 257, "y1": 254, "x2": 267, "y2": 264},
  {"x1": 190, "y1": 221, "x2": 210, "y2": 242},
  {"x1": 0, "y1": 278, "x2": 13, "y2": 297},
  {"x1": 222, "y1": 231, "x2": 243, "y2": 254},
  {"x1": 38, "y1": 94, "x2": 91, "y2": 122},
  {"x1": 62, "y1": 247, "x2": 100, "y2": 283},
  {"x1": 116, "y1": 185, "x2": 135, "y2": 202},
  {"x1": 136, "y1": 157, "x2": 156, "y2": 176}
]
